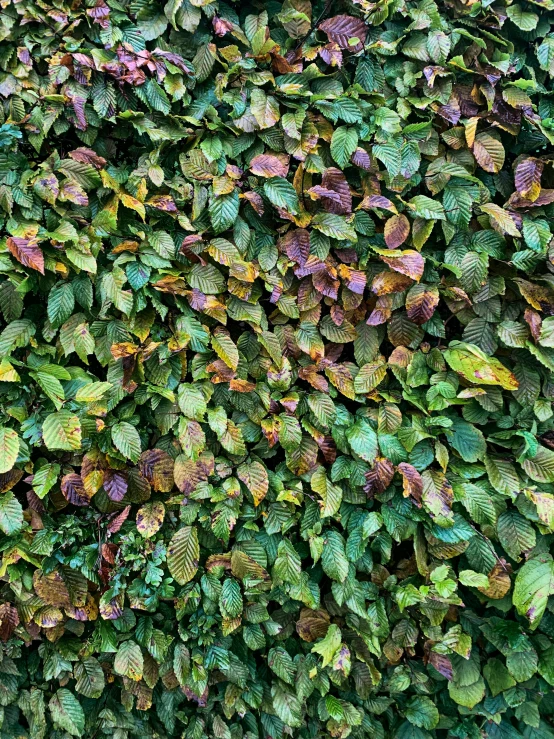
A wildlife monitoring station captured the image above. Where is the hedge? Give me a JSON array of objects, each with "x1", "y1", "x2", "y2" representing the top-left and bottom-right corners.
[{"x1": 1, "y1": 0, "x2": 554, "y2": 736}]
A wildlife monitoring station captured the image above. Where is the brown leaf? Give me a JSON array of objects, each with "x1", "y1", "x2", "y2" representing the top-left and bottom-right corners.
[
  {"x1": 249, "y1": 153, "x2": 289, "y2": 178},
  {"x1": 514, "y1": 157, "x2": 543, "y2": 202},
  {"x1": 319, "y1": 15, "x2": 367, "y2": 53},
  {"x1": 107, "y1": 505, "x2": 131, "y2": 534},
  {"x1": 380, "y1": 250, "x2": 425, "y2": 281},
  {"x1": 313, "y1": 269, "x2": 340, "y2": 299},
  {"x1": 371, "y1": 271, "x2": 413, "y2": 296},
  {"x1": 397, "y1": 463, "x2": 423, "y2": 504},
  {"x1": 422, "y1": 469, "x2": 453, "y2": 521},
  {"x1": 384, "y1": 214, "x2": 410, "y2": 249},
  {"x1": 298, "y1": 366, "x2": 329, "y2": 392},
  {"x1": 69, "y1": 147, "x2": 107, "y2": 169},
  {"x1": 174, "y1": 454, "x2": 213, "y2": 494},
  {"x1": 296, "y1": 608, "x2": 330, "y2": 642},
  {"x1": 0, "y1": 603, "x2": 19, "y2": 642},
  {"x1": 364, "y1": 457, "x2": 395, "y2": 497},
  {"x1": 524, "y1": 307, "x2": 541, "y2": 341},
  {"x1": 351, "y1": 148, "x2": 372, "y2": 170},
  {"x1": 104, "y1": 469, "x2": 128, "y2": 502},
  {"x1": 478, "y1": 561, "x2": 512, "y2": 600},
  {"x1": 279, "y1": 228, "x2": 310, "y2": 266},
  {"x1": 243, "y1": 190, "x2": 264, "y2": 214},
  {"x1": 138, "y1": 449, "x2": 175, "y2": 493},
  {"x1": 473, "y1": 132, "x2": 505, "y2": 174},
  {"x1": 428, "y1": 651, "x2": 453, "y2": 681},
  {"x1": 7, "y1": 237, "x2": 44, "y2": 274},
  {"x1": 321, "y1": 167, "x2": 352, "y2": 214},
  {"x1": 0, "y1": 469, "x2": 23, "y2": 493},
  {"x1": 405, "y1": 284, "x2": 439, "y2": 324},
  {"x1": 33, "y1": 569, "x2": 71, "y2": 607},
  {"x1": 61, "y1": 473, "x2": 93, "y2": 506}
]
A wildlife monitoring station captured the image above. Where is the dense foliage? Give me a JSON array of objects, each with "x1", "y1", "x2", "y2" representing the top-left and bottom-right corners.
[{"x1": 2, "y1": 0, "x2": 554, "y2": 736}]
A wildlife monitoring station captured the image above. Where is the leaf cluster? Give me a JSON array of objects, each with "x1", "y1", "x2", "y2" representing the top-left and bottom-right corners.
[{"x1": 1, "y1": 0, "x2": 554, "y2": 737}]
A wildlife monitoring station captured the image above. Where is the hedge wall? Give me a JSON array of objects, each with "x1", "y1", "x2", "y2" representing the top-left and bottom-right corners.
[{"x1": 1, "y1": 0, "x2": 554, "y2": 736}]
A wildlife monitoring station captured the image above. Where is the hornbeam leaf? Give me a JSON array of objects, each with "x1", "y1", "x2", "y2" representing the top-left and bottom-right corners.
[
  {"x1": 111, "y1": 422, "x2": 141, "y2": 463},
  {"x1": 49, "y1": 689, "x2": 85, "y2": 737},
  {"x1": 167, "y1": 526, "x2": 200, "y2": 585},
  {"x1": 0, "y1": 427, "x2": 19, "y2": 474},
  {"x1": 43, "y1": 412, "x2": 82, "y2": 451}
]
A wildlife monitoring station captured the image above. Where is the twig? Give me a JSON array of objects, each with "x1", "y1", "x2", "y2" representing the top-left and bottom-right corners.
[{"x1": 294, "y1": 0, "x2": 335, "y2": 53}]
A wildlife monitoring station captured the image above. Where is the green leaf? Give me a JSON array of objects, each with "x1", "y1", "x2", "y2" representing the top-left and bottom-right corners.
[
  {"x1": 0, "y1": 492, "x2": 23, "y2": 535},
  {"x1": 47, "y1": 283, "x2": 75, "y2": 329},
  {"x1": 42, "y1": 412, "x2": 82, "y2": 451},
  {"x1": 321, "y1": 530, "x2": 349, "y2": 582},
  {"x1": 74, "y1": 657, "x2": 105, "y2": 699},
  {"x1": 311, "y1": 623, "x2": 341, "y2": 667},
  {"x1": 49, "y1": 689, "x2": 85, "y2": 737},
  {"x1": 522, "y1": 445, "x2": 554, "y2": 483},
  {"x1": 346, "y1": 419, "x2": 378, "y2": 464},
  {"x1": 113, "y1": 640, "x2": 144, "y2": 681},
  {"x1": 330, "y1": 126, "x2": 358, "y2": 168},
  {"x1": 0, "y1": 427, "x2": 19, "y2": 473},
  {"x1": 513, "y1": 555, "x2": 554, "y2": 629},
  {"x1": 497, "y1": 510, "x2": 536, "y2": 561},
  {"x1": 111, "y1": 422, "x2": 141, "y2": 463},
  {"x1": 405, "y1": 695, "x2": 439, "y2": 730},
  {"x1": 507, "y1": 4, "x2": 538, "y2": 30},
  {"x1": 263, "y1": 177, "x2": 299, "y2": 214},
  {"x1": 167, "y1": 526, "x2": 199, "y2": 585},
  {"x1": 209, "y1": 191, "x2": 240, "y2": 234}
]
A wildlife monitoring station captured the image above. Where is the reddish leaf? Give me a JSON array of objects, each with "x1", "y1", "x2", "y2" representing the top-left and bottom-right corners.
[
  {"x1": 104, "y1": 469, "x2": 128, "y2": 502},
  {"x1": 351, "y1": 148, "x2": 372, "y2": 170},
  {"x1": 360, "y1": 195, "x2": 397, "y2": 213},
  {"x1": 321, "y1": 167, "x2": 352, "y2": 214},
  {"x1": 0, "y1": 603, "x2": 19, "y2": 642},
  {"x1": 509, "y1": 188, "x2": 554, "y2": 209},
  {"x1": 138, "y1": 449, "x2": 175, "y2": 492},
  {"x1": 524, "y1": 307, "x2": 541, "y2": 341},
  {"x1": 7, "y1": 237, "x2": 44, "y2": 274},
  {"x1": 107, "y1": 505, "x2": 131, "y2": 534},
  {"x1": 337, "y1": 264, "x2": 366, "y2": 294},
  {"x1": 250, "y1": 153, "x2": 289, "y2": 178},
  {"x1": 146, "y1": 195, "x2": 178, "y2": 212},
  {"x1": 397, "y1": 463, "x2": 423, "y2": 505},
  {"x1": 279, "y1": 228, "x2": 310, "y2": 266},
  {"x1": 319, "y1": 15, "x2": 367, "y2": 53},
  {"x1": 61, "y1": 473, "x2": 93, "y2": 506},
  {"x1": 405, "y1": 284, "x2": 439, "y2": 324},
  {"x1": 364, "y1": 457, "x2": 395, "y2": 497},
  {"x1": 319, "y1": 43, "x2": 343, "y2": 67},
  {"x1": 69, "y1": 147, "x2": 107, "y2": 169},
  {"x1": 384, "y1": 214, "x2": 410, "y2": 249},
  {"x1": 514, "y1": 157, "x2": 543, "y2": 202},
  {"x1": 428, "y1": 652, "x2": 453, "y2": 681},
  {"x1": 213, "y1": 15, "x2": 234, "y2": 36},
  {"x1": 380, "y1": 250, "x2": 425, "y2": 281}
]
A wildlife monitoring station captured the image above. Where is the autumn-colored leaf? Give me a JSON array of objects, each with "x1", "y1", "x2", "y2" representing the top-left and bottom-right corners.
[
  {"x1": 7, "y1": 237, "x2": 45, "y2": 274},
  {"x1": 384, "y1": 214, "x2": 410, "y2": 249}
]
